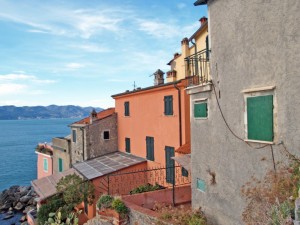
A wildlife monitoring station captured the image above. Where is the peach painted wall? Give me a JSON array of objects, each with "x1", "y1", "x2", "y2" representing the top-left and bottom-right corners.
[
  {"x1": 36, "y1": 152, "x2": 53, "y2": 179},
  {"x1": 113, "y1": 80, "x2": 190, "y2": 167}
]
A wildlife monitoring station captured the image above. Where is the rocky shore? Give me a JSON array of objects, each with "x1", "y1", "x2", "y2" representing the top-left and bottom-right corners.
[{"x1": 0, "y1": 185, "x2": 37, "y2": 225}]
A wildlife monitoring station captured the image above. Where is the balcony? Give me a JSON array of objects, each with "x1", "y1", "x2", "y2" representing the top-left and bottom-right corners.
[{"x1": 185, "y1": 48, "x2": 210, "y2": 86}]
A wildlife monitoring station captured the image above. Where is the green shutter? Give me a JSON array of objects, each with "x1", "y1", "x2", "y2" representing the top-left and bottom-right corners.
[
  {"x1": 43, "y1": 158, "x2": 48, "y2": 171},
  {"x1": 194, "y1": 102, "x2": 207, "y2": 118},
  {"x1": 247, "y1": 95, "x2": 273, "y2": 142},
  {"x1": 182, "y1": 167, "x2": 188, "y2": 177},
  {"x1": 165, "y1": 146, "x2": 175, "y2": 184},
  {"x1": 146, "y1": 137, "x2": 154, "y2": 161},
  {"x1": 124, "y1": 102, "x2": 130, "y2": 116},
  {"x1": 125, "y1": 138, "x2": 130, "y2": 153},
  {"x1": 58, "y1": 158, "x2": 63, "y2": 172},
  {"x1": 164, "y1": 96, "x2": 173, "y2": 115},
  {"x1": 197, "y1": 178, "x2": 206, "y2": 192}
]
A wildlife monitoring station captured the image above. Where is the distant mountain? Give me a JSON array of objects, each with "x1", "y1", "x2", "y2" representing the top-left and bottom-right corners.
[{"x1": 0, "y1": 105, "x2": 103, "y2": 120}]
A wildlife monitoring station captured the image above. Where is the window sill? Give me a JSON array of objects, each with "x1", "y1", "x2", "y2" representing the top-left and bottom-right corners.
[
  {"x1": 244, "y1": 139, "x2": 274, "y2": 145},
  {"x1": 194, "y1": 117, "x2": 208, "y2": 120}
]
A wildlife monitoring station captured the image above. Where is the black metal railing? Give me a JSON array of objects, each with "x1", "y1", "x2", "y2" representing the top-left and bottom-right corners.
[
  {"x1": 97, "y1": 166, "x2": 191, "y2": 205},
  {"x1": 185, "y1": 48, "x2": 210, "y2": 86}
]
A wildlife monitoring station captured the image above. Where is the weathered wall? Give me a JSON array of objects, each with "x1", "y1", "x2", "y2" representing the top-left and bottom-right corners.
[
  {"x1": 70, "y1": 125, "x2": 85, "y2": 163},
  {"x1": 36, "y1": 152, "x2": 52, "y2": 179},
  {"x1": 190, "y1": 0, "x2": 300, "y2": 224},
  {"x1": 86, "y1": 113, "x2": 118, "y2": 159},
  {"x1": 52, "y1": 137, "x2": 71, "y2": 174}
]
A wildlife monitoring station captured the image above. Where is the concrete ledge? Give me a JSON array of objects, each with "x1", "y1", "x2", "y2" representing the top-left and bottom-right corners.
[
  {"x1": 186, "y1": 83, "x2": 212, "y2": 95},
  {"x1": 241, "y1": 86, "x2": 275, "y2": 93}
]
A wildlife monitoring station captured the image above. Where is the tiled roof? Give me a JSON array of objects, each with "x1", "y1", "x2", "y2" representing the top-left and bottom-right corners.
[
  {"x1": 73, "y1": 108, "x2": 115, "y2": 125},
  {"x1": 175, "y1": 142, "x2": 191, "y2": 154},
  {"x1": 73, "y1": 152, "x2": 147, "y2": 180},
  {"x1": 31, "y1": 168, "x2": 81, "y2": 201}
]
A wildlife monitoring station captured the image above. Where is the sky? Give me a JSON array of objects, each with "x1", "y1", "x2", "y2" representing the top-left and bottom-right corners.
[{"x1": 0, "y1": 0, "x2": 207, "y2": 108}]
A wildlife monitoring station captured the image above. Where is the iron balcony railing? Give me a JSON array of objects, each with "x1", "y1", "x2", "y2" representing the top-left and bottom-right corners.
[{"x1": 185, "y1": 48, "x2": 210, "y2": 86}]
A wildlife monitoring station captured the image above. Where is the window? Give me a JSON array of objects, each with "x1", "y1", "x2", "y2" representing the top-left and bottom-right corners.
[
  {"x1": 182, "y1": 167, "x2": 188, "y2": 177},
  {"x1": 165, "y1": 146, "x2": 175, "y2": 184},
  {"x1": 58, "y1": 158, "x2": 63, "y2": 172},
  {"x1": 146, "y1": 136, "x2": 154, "y2": 161},
  {"x1": 164, "y1": 95, "x2": 173, "y2": 115},
  {"x1": 72, "y1": 130, "x2": 76, "y2": 143},
  {"x1": 197, "y1": 178, "x2": 206, "y2": 192},
  {"x1": 194, "y1": 101, "x2": 207, "y2": 118},
  {"x1": 124, "y1": 101, "x2": 130, "y2": 116},
  {"x1": 103, "y1": 131, "x2": 110, "y2": 140},
  {"x1": 125, "y1": 138, "x2": 130, "y2": 153},
  {"x1": 43, "y1": 158, "x2": 48, "y2": 172},
  {"x1": 247, "y1": 95, "x2": 273, "y2": 142}
]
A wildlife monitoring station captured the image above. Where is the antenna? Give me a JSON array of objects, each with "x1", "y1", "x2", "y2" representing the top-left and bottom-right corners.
[{"x1": 133, "y1": 81, "x2": 136, "y2": 90}]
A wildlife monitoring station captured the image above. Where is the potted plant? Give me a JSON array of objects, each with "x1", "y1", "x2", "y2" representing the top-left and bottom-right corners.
[{"x1": 96, "y1": 195, "x2": 128, "y2": 225}]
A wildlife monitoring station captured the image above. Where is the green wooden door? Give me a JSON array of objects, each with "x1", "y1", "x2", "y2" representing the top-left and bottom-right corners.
[
  {"x1": 247, "y1": 95, "x2": 273, "y2": 141},
  {"x1": 165, "y1": 146, "x2": 175, "y2": 184},
  {"x1": 58, "y1": 158, "x2": 63, "y2": 172}
]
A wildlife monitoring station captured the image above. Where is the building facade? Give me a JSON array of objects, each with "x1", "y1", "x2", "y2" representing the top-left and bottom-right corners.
[
  {"x1": 112, "y1": 77, "x2": 190, "y2": 175},
  {"x1": 52, "y1": 136, "x2": 71, "y2": 174},
  {"x1": 189, "y1": 0, "x2": 300, "y2": 224},
  {"x1": 69, "y1": 108, "x2": 118, "y2": 163},
  {"x1": 35, "y1": 143, "x2": 53, "y2": 179}
]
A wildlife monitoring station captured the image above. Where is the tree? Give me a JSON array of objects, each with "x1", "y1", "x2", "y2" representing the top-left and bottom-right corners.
[{"x1": 56, "y1": 174, "x2": 95, "y2": 207}]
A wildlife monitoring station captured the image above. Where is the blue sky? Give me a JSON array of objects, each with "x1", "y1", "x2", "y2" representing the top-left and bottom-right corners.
[{"x1": 0, "y1": 0, "x2": 207, "y2": 108}]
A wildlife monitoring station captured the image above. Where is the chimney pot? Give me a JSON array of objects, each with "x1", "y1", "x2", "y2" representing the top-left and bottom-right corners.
[
  {"x1": 199, "y1": 16, "x2": 207, "y2": 26},
  {"x1": 181, "y1": 37, "x2": 189, "y2": 45}
]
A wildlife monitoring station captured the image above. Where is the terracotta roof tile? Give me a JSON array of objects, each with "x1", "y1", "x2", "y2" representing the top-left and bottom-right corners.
[
  {"x1": 175, "y1": 142, "x2": 191, "y2": 154},
  {"x1": 74, "y1": 108, "x2": 115, "y2": 125}
]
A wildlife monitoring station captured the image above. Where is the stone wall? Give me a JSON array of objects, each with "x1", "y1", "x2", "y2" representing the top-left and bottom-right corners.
[{"x1": 86, "y1": 113, "x2": 118, "y2": 159}]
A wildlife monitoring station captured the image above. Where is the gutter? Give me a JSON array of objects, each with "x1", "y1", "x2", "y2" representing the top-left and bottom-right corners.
[
  {"x1": 174, "y1": 83, "x2": 182, "y2": 146},
  {"x1": 190, "y1": 39, "x2": 199, "y2": 75}
]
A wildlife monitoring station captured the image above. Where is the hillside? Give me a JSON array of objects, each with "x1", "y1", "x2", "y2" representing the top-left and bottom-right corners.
[{"x1": 0, "y1": 105, "x2": 103, "y2": 120}]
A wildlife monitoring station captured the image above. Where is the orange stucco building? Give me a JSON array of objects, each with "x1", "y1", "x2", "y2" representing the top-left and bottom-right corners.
[{"x1": 112, "y1": 76, "x2": 190, "y2": 172}]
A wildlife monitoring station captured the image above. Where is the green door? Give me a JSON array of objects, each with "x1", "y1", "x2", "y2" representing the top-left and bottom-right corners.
[
  {"x1": 165, "y1": 146, "x2": 175, "y2": 184},
  {"x1": 58, "y1": 158, "x2": 63, "y2": 172}
]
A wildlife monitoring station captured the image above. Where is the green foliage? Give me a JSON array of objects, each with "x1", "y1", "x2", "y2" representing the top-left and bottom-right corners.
[
  {"x1": 130, "y1": 183, "x2": 161, "y2": 194},
  {"x1": 111, "y1": 198, "x2": 128, "y2": 215},
  {"x1": 37, "y1": 196, "x2": 66, "y2": 225},
  {"x1": 270, "y1": 200, "x2": 294, "y2": 225},
  {"x1": 96, "y1": 194, "x2": 114, "y2": 209},
  {"x1": 45, "y1": 207, "x2": 81, "y2": 225},
  {"x1": 56, "y1": 174, "x2": 95, "y2": 207}
]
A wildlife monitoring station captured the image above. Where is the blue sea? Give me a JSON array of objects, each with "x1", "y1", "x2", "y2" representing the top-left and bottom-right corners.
[{"x1": 0, "y1": 118, "x2": 77, "y2": 192}]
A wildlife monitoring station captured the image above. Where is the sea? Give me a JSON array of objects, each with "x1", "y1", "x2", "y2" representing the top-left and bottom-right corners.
[{"x1": 0, "y1": 118, "x2": 77, "y2": 192}]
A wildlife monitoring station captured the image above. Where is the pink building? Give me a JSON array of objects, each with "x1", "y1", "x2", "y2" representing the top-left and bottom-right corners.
[{"x1": 35, "y1": 143, "x2": 53, "y2": 179}]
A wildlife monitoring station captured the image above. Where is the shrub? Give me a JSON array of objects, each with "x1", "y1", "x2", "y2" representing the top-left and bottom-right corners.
[
  {"x1": 130, "y1": 183, "x2": 161, "y2": 194},
  {"x1": 97, "y1": 194, "x2": 114, "y2": 209},
  {"x1": 111, "y1": 198, "x2": 128, "y2": 215}
]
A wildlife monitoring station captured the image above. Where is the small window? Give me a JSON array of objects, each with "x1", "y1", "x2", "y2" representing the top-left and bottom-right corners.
[
  {"x1": 124, "y1": 101, "x2": 130, "y2": 116},
  {"x1": 146, "y1": 136, "x2": 154, "y2": 161},
  {"x1": 58, "y1": 158, "x2": 63, "y2": 172},
  {"x1": 182, "y1": 167, "x2": 188, "y2": 177},
  {"x1": 164, "y1": 95, "x2": 173, "y2": 115},
  {"x1": 125, "y1": 138, "x2": 130, "y2": 153},
  {"x1": 247, "y1": 95, "x2": 273, "y2": 142},
  {"x1": 103, "y1": 131, "x2": 110, "y2": 140},
  {"x1": 197, "y1": 178, "x2": 206, "y2": 192},
  {"x1": 194, "y1": 102, "x2": 207, "y2": 118},
  {"x1": 43, "y1": 158, "x2": 48, "y2": 172},
  {"x1": 72, "y1": 130, "x2": 76, "y2": 143}
]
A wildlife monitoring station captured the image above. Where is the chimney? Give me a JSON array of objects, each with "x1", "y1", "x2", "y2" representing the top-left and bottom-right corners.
[
  {"x1": 153, "y1": 69, "x2": 164, "y2": 85},
  {"x1": 90, "y1": 109, "x2": 97, "y2": 124},
  {"x1": 181, "y1": 37, "x2": 189, "y2": 58},
  {"x1": 174, "y1": 53, "x2": 180, "y2": 59},
  {"x1": 199, "y1": 16, "x2": 207, "y2": 26}
]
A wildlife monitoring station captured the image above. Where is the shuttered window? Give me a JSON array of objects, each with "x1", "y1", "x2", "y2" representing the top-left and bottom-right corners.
[
  {"x1": 125, "y1": 138, "x2": 130, "y2": 153},
  {"x1": 182, "y1": 167, "x2": 188, "y2": 177},
  {"x1": 194, "y1": 102, "x2": 207, "y2": 118},
  {"x1": 124, "y1": 101, "x2": 130, "y2": 116},
  {"x1": 197, "y1": 178, "x2": 206, "y2": 192},
  {"x1": 165, "y1": 146, "x2": 175, "y2": 184},
  {"x1": 146, "y1": 136, "x2": 154, "y2": 161},
  {"x1": 164, "y1": 96, "x2": 173, "y2": 115},
  {"x1": 247, "y1": 95, "x2": 273, "y2": 142},
  {"x1": 43, "y1": 158, "x2": 48, "y2": 172},
  {"x1": 72, "y1": 130, "x2": 76, "y2": 143},
  {"x1": 58, "y1": 158, "x2": 63, "y2": 172}
]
